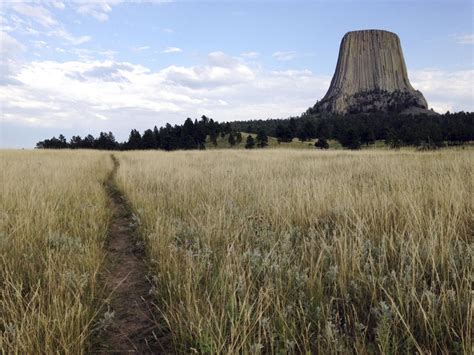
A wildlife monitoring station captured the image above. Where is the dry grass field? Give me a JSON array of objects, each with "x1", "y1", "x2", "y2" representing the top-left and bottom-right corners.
[
  {"x1": 1, "y1": 148, "x2": 472, "y2": 353},
  {"x1": 115, "y1": 149, "x2": 473, "y2": 353},
  {"x1": 1, "y1": 150, "x2": 112, "y2": 353}
]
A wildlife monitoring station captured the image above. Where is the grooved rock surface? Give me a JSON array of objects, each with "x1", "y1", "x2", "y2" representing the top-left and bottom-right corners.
[{"x1": 312, "y1": 30, "x2": 430, "y2": 115}]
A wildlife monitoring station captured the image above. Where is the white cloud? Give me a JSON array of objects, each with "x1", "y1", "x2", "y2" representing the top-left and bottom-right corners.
[
  {"x1": 0, "y1": 31, "x2": 26, "y2": 85},
  {"x1": 0, "y1": 53, "x2": 330, "y2": 137},
  {"x1": 12, "y1": 3, "x2": 57, "y2": 27},
  {"x1": 241, "y1": 51, "x2": 260, "y2": 59},
  {"x1": 162, "y1": 28, "x2": 174, "y2": 34},
  {"x1": 48, "y1": 28, "x2": 91, "y2": 45},
  {"x1": 454, "y1": 34, "x2": 474, "y2": 45},
  {"x1": 75, "y1": 1, "x2": 121, "y2": 22},
  {"x1": 7, "y1": 2, "x2": 92, "y2": 46},
  {"x1": 272, "y1": 51, "x2": 297, "y2": 61},
  {"x1": 410, "y1": 69, "x2": 474, "y2": 113},
  {"x1": 1, "y1": 52, "x2": 472, "y2": 146},
  {"x1": 162, "y1": 46, "x2": 182, "y2": 53},
  {"x1": 52, "y1": 1, "x2": 66, "y2": 10},
  {"x1": 133, "y1": 46, "x2": 151, "y2": 51}
]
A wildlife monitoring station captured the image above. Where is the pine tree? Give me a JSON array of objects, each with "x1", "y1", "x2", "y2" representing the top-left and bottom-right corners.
[
  {"x1": 127, "y1": 129, "x2": 142, "y2": 150},
  {"x1": 256, "y1": 129, "x2": 268, "y2": 148},
  {"x1": 315, "y1": 137, "x2": 329, "y2": 149},
  {"x1": 245, "y1": 135, "x2": 255, "y2": 149},
  {"x1": 235, "y1": 132, "x2": 243, "y2": 144},
  {"x1": 210, "y1": 131, "x2": 218, "y2": 146},
  {"x1": 228, "y1": 133, "x2": 236, "y2": 146},
  {"x1": 142, "y1": 129, "x2": 156, "y2": 149},
  {"x1": 153, "y1": 125, "x2": 161, "y2": 148}
]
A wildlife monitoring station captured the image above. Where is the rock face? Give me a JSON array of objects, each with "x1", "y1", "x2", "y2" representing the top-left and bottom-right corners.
[{"x1": 311, "y1": 30, "x2": 429, "y2": 115}]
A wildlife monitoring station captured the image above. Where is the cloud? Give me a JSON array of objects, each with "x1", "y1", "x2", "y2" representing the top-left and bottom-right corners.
[
  {"x1": 48, "y1": 28, "x2": 91, "y2": 45},
  {"x1": 161, "y1": 52, "x2": 255, "y2": 88},
  {"x1": 0, "y1": 53, "x2": 329, "y2": 140},
  {"x1": 410, "y1": 69, "x2": 474, "y2": 113},
  {"x1": 133, "y1": 46, "x2": 151, "y2": 51},
  {"x1": 50, "y1": 1, "x2": 66, "y2": 10},
  {"x1": 75, "y1": 1, "x2": 121, "y2": 22},
  {"x1": 7, "y1": 2, "x2": 92, "y2": 46},
  {"x1": 162, "y1": 28, "x2": 174, "y2": 34},
  {"x1": 162, "y1": 46, "x2": 182, "y2": 53},
  {"x1": 241, "y1": 51, "x2": 260, "y2": 59},
  {"x1": 0, "y1": 31, "x2": 26, "y2": 85},
  {"x1": 12, "y1": 3, "x2": 57, "y2": 27},
  {"x1": 66, "y1": 62, "x2": 134, "y2": 82},
  {"x1": 272, "y1": 51, "x2": 297, "y2": 61},
  {"x1": 454, "y1": 34, "x2": 474, "y2": 45},
  {"x1": 1, "y1": 52, "x2": 472, "y2": 147}
]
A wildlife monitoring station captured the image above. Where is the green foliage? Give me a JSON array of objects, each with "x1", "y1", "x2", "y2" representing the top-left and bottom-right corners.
[
  {"x1": 255, "y1": 129, "x2": 268, "y2": 148},
  {"x1": 245, "y1": 135, "x2": 255, "y2": 149},
  {"x1": 315, "y1": 137, "x2": 329, "y2": 149}
]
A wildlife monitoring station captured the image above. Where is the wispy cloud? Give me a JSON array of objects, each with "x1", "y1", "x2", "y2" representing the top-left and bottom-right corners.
[
  {"x1": 75, "y1": 1, "x2": 121, "y2": 22},
  {"x1": 272, "y1": 51, "x2": 297, "y2": 61},
  {"x1": 49, "y1": 29, "x2": 91, "y2": 45},
  {"x1": 12, "y1": 3, "x2": 57, "y2": 28},
  {"x1": 454, "y1": 34, "x2": 474, "y2": 44},
  {"x1": 9, "y1": 3, "x2": 92, "y2": 45},
  {"x1": 133, "y1": 46, "x2": 151, "y2": 51},
  {"x1": 241, "y1": 51, "x2": 260, "y2": 59},
  {"x1": 162, "y1": 46, "x2": 182, "y2": 54}
]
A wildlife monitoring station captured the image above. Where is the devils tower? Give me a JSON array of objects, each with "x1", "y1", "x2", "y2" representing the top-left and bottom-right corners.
[{"x1": 310, "y1": 30, "x2": 430, "y2": 115}]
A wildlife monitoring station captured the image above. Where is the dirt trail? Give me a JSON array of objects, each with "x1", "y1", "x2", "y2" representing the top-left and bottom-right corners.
[{"x1": 93, "y1": 155, "x2": 166, "y2": 353}]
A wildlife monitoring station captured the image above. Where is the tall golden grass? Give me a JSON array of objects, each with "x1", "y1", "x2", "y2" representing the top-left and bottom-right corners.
[
  {"x1": 115, "y1": 149, "x2": 473, "y2": 353},
  {"x1": 1, "y1": 150, "x2": 112, "y2": 354}
]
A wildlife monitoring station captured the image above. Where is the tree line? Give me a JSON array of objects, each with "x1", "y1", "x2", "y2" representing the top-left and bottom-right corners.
[
  {"x1": 36, "y1": 115, "x2": 269, "y2": 150},
  {"x1": 230, "y1": 111, "x2": 474, "y2": 149},
  {"x1": 36, "y1": 111, "x2": 473, "y2": 150}
]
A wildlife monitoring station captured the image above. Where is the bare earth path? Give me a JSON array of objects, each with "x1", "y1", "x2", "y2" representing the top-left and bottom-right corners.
[{"x1": 93, "y1": 155, "x2": 165, "y2": 353}]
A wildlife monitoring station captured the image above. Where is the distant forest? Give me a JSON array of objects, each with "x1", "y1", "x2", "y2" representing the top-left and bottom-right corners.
[{"x1": 36, "y1": 111, "x2": 474, "y2": 150}]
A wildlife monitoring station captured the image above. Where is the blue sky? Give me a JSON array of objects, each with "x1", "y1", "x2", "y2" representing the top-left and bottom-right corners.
[{"x1": 1, "y1": 0, "x2": 473, "y2": 148}]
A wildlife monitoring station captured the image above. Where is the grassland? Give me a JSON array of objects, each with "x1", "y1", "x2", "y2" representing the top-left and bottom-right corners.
[
  {"x1": 115, "y1": 149, "x2": 473, "y2": 354},
  {"x1": 1, "y1": 150, "x2": 112, "y2": 353},
  {"x1": 1, "y1": 148, "x2": 472, "y2": 353}
]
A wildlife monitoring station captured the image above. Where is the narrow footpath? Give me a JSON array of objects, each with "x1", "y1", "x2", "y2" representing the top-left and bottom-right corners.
[{"x1": 93, "y1": 155, "x2": 164, "y2": 354}]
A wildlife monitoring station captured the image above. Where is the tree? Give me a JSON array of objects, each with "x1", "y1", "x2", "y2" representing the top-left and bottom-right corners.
[
  {"x1": 245, "y1": 135, "x2": 255, "y2": 149},
  {"x1": 360, "y1": 128, "x2": 376, "y2": 146},
  {"x1": 235, "y1": 132, "x2": 243, "y2": 144},
  {"x1": 127, "y1": 129, "x2": 142, "y2": 150},
  {"x1": 297, "y1": 128, "x2": 308, "y2": 142},
  {"x1": 302, "y1": 120, "x2": 317, "y2": 140},
  {"x1": 315, "y1": 137, "x2": 329, "y2": 149},
  {"x1": 58, "y1": 134, "x2": 68, "y2": 148},
  {"x1": 96, "y1": 131, "x2": 117, "y2": 150},
  {"x1": 275, "y1": 124, "x2": 293, "y2": 143},
  {"x1": 142, "y1": 129, "x2": 156, "y2": 149},
  {"x1": 385, "y1": 128, "x2": 402, "y2": 149},
  {"x1": 288, "y1": 117, "x2": 298, "y2": 138},
  {"x1": 153, "y1": 125, "x2": 161, "y2": 148},
  {"x1": 182, "y1": 135, "x2": 197, "y2": 150},
  {"x1": 69, "y1": 135, "x2": 83, "y2": 149},
  {"x1": 210, "y1": 130, "x2": 218, "y2": 146},
  {"x1": 228, "y1": 133, "x2": 236, "y2": 146},
  {"x1": 340, "y1": 128, "x2": 361, "y2": 150},
  {"x1": 256, "y1": 129, "x2": 268, "y2": 148},
  {"x1": 83, "y1": 134, "x2": 95, "y2": 149}
]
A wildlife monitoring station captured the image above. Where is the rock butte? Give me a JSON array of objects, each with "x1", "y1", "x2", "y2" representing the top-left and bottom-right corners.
[{"x1": 311, "y1": 29, "x2": 431, "y2": 115}]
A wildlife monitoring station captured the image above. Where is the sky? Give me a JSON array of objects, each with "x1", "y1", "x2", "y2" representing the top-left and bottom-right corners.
[{"x1": 1, "y1": 0, "x2": 473, "y2": 148}]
